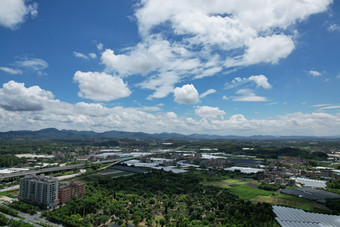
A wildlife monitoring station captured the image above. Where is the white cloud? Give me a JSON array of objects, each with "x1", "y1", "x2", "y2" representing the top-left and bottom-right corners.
[
  {"x1": 226, "y1": 74, "x2": 271, "y2": 89},
  {"x1": 0, "y1": 0, "x2": 38, "y2": 29},
  {"x1": 73, "y1": 51, "x2": 88, "y2": 59},
  {"x1": 0, "y1": 80, "x2": 54, "y2": 111},
  {"x1": 101, "y1": 36, "x2": 200, "y2": 79},
  {"x1": 135, "y1": 0, "x2": 332, "y2": 39},
  {"x1": 195, "y1": 106, "x2": 225, "y2": 118},
  {"x1": 312, "y1": 104, "x2": 329, "y2": 107},
  {"x1": 138, "y1": 106, "x2": 161, "y2": 112},
  {"x1": 0, "y1": 67, "x2": 22, "y2": 75},
  {"x1": 320, "y1": 105, "x2": 340, "y2": 110},
  {"x1": 248, "y1": 75, "x2": 272, "y2": 89},
  {"x1": 74, "y1": 51, "x2": 97, "y2": 59},
  {"x1": 174, "y1": 84, "x2": 199, "y2": 104},
  {"x1": 97, "y1": 43, "x2": 104, "y2": 51},
  {"x1": 336, "y1": 74, "x2": 340, "y2": 79},
  {"x1": 267, "y1": 102, "x2": 278, "y2": 105},
  {"x1": 195, "y1": 67, "x2": 223, "y2": 79},
  {"x1": 139, "y1": 72, "x2": 179, "y2": 99},
  {"x1": 96, "y1": 0, "x2": 332, "y2": 99},
  {"x1": 88, "y1": 53, "x2": 97, "y2": 59},
  {"x1": 308, "y1": 70, "x2": 322, "y2": 77},
  {"x1": 199, "y1": 89, "x2": 216, "y2": 98},
  {"x1": 328, "y1": 24, "x2": 340, "y2": 32},
  {"x1": 1, "y1": 57, "x2": 48, "y2": 75},
  {"x1": 233, "y1": 89, "x2": 267, "y2": 102},
  {"x1": 15, "y1": 58, "x2": 48, "y2": 75},
  {"x1": 73, "y1": 71, "x2": 131, "y2": 101},
  {"x1": 226, "y1": 35, "x2": 295, "y2": 67},
  {"x1": 101, "y1": 39, "x2": 164, "y2": 76},
  {"x1": 1, "y1": 81, "x2": 340, "y2": 136},
  {"x1": 222, "y1": 95, "x2": 229, "y2": 100}
]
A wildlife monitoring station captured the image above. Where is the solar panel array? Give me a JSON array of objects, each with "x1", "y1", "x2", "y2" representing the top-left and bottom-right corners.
[
  {"x1": 281, "y1": 187, "x2": 340, "y2": 203},
  {"x1": 273, "y1": 206, "x2": 340, "y2": 227}
]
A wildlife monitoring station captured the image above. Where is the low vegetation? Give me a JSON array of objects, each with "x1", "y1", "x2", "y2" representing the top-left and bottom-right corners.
[
  {"x1": 8, "y1": 201, "x2": 39, "y2": 215},
  {"x1": 0, "y1": 213, "x2": 34, "y2": 227},
  {"x1": 0, "y1": 205, "x2": 19, "y2": 217}
]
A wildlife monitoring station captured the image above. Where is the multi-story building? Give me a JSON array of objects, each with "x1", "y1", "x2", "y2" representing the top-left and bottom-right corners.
[
  {"x1": 19, "y1": 174, "x2": 59, "y2": 209},
  {"x1": 58, "y1": 180, "x2": 86, "y2": 204}
]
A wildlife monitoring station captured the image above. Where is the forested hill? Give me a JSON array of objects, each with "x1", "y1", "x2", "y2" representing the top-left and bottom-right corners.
[{"x1": 0, "y1": 128, "x2": 338, "y2": 141}]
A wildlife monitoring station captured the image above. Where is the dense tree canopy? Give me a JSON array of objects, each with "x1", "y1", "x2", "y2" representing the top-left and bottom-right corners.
[{"x1": 44, "y1": 170, "x2": 278, "y2": 226}]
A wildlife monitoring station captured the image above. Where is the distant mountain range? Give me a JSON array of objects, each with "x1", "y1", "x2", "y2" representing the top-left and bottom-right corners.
[{"x1": 0, "y1": 128, "x2": 339, "y2": 141}]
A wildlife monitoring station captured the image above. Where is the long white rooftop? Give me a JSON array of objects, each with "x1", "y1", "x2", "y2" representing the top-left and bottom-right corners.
[{"x1": 273, "y1": 205, "x2": 340, "y2": 227}]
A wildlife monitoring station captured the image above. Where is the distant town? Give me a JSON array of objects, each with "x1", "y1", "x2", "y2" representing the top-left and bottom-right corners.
[{"x1": 0, "y1": 129, "x2": 340, "y2": 226}]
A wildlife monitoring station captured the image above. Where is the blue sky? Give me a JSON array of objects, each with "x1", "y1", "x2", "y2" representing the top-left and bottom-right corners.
[{"x1": 0, "y1": 0, "x2": 340, "y2": 136}]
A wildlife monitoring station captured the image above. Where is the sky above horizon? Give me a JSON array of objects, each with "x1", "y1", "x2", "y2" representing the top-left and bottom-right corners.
[{"x1": 1, "y1": 0, "x2": 340, "y2": 136}]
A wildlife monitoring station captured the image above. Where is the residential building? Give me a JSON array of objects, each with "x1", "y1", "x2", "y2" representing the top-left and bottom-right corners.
[
  {"x1": 19, "y1": 174, "x2": 59, "y2": 209},
  {"x1": 58, "y1": 180, "x2": 86, "y2": 204}
]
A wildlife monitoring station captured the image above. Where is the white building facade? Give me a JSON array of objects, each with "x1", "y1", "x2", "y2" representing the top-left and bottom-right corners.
[{"x1": 19, "y1": 174, "x2": 59, "y2": 209}]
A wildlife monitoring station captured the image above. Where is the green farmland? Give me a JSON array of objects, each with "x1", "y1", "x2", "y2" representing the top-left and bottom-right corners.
[{"x1": 207, "y1": 177, "x2": 316, "y2": 212}]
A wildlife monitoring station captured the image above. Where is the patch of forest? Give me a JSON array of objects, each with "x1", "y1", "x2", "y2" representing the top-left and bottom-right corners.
[{"x1": 43, "y1": 170, "x2": 278, "y2": 226}]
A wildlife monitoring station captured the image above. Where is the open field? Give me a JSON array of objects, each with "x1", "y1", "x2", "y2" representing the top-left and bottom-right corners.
[
  {"x1": 326, "y1": 188, "x2": 340, "y2": 195},
  {"x1": 207, "y1": 177, "x2": 316, "y2": 211},
  {"x1": 0, "y1": 189, "x2": 19, "y2": 198},
  {"x1": 253, "y1": 193, "x2": 315, "y2": 211}
]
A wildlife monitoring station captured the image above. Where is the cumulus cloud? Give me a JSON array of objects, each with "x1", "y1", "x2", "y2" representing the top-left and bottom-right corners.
[
  {"x1": 308, "y1": 70, "x2": 322, "y2": 77},
  {"x1": 233, "y1": 89, "x2": 267, "y2": 102},
  {"x1": 0, "y1": 0, "x2": 38, "y2": 29},
  {"x1": 174, "y1": 84, "x2": 199, "y2": 104},
  {"x1": 136, "y1": 0, "x2": 332, "y2": 38},
  {"x1": 226, "y1": 35, "x2": 295, "y2": 67},
  {"x1": 73, "y1": 71, "x2": 131, "y2": 101},
  {"x1": 199, "y1": 89, "x2": 216, "y2": 98},
  {"x1": 0, "y1": 81, "x2": 340, "y2": 136},
  {"x1": 96, "y1": 0, "x2": 332, "y2": 98},
  {"x1": 226, "y1": 75, "x2": 271, "y2": 89},
  {"x1": 0, "y1": 67, "x2": 22, "y2": 75},
  {"x1": 0, "y1": 81, "x2": 54, "y2": 111},
  {"x1": 195, "y1": 106, "x2": 225, "y2": 118},
  {"x1": 248, "y1": 75, "x2": 272, "y2": 89}
]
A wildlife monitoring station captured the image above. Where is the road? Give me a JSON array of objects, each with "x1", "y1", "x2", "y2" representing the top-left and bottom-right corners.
[{"x1": 0, "y1": 156, "x2": 137, "y2": 181}]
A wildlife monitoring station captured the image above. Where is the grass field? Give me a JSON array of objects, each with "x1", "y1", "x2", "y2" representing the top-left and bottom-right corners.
[
  {"x1": 207, "y1": 177, "x2": 316, "y2": 211},
  {"x1": 0, "y1": 189, "x2": 19, "y2": 198},
  {"x1": 228, "y1": 185, "x2": 273, "y2": 200},
  {"x1": 326, "y1": 188, "x2": 340, "y2": 195},
  {"x1": 253, "y1": 193, "x2": 315, "y2": 211}
]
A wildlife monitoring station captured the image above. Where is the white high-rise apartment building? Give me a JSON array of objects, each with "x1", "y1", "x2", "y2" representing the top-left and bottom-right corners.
[{"x1": 19, "y1": 174, "x2": 59, "y2": 209}]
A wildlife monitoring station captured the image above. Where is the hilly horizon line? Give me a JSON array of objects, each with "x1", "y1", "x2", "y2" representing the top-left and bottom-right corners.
[{"x1": 1, "y1": 128, "x2": 340, "y2": 141}]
